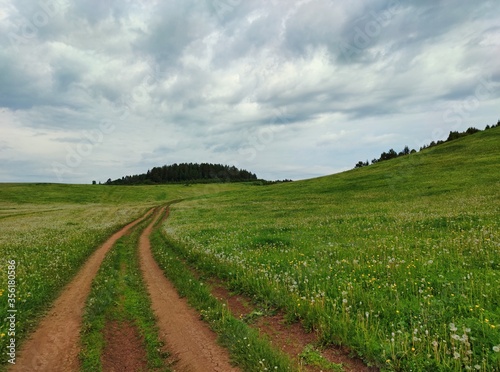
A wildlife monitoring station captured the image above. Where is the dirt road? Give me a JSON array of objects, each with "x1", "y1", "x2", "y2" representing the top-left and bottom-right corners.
[
  {"x1": 139, "y1": 207, "x2": 239, "y2": 372},
  {"x1": 10, "y1": 208, "x2": 154, "y2": 372}
]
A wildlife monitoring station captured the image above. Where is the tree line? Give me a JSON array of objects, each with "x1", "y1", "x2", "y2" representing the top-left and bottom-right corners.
[
  {"x1": 354, "y1": 120, "x2": 500, "y2": 169},
  {"x1": 105, "y1": 163, "x2": 258, "y2": 185}
]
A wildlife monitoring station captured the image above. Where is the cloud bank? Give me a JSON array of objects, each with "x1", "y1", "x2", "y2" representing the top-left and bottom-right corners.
[{"x1": 1, "y1": 0, "x2": 499, "y2": 182}]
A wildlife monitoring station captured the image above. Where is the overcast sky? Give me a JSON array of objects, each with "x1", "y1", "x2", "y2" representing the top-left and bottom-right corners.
[{"x1": 1, "y1": 0, "x2": 499, "y2": 183}]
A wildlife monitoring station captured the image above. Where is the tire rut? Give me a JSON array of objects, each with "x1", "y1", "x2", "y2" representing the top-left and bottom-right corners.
[
  {"x1": 10, "y1": 208, "x2": 154, "y2": 372},
  {"x1": 139, "y1": 207, "x2": 239, "y2": 372}
]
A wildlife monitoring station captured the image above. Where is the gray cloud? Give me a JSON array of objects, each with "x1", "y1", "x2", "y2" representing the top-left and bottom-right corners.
[{"x1": 1, "y1": 0, "x2": 499, "y2": 183}]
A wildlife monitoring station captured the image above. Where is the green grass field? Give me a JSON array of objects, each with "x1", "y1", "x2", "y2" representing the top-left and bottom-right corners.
[
  {"x1": 162, "y1": 127, "x2": 500, "y2": 371},
  {"x1": 0, "y1": 127, "x2": 498, "y2": 371}
]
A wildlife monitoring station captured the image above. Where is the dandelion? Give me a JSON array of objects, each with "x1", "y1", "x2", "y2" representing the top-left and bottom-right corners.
[
  {"x1": 493, "y1": 345, "x2": 500, "y2": 352},
  {"x1": 474, "y1": 365, "x2": 481, "y2": 370},
  {"x1": 453, "y1": 352, "x2": 460, "y2": 359},
  {"x1": 449, "y1": 323, "x2": 458, "y2": 332}
]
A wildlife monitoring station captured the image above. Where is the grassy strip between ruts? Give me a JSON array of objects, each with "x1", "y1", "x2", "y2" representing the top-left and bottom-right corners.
[
  {"x1": 79, "y1": 211, "x2": 170, "y2": 371},
  {"x1": 150, "y1": 228, "x2": 296, "y2": 371}
]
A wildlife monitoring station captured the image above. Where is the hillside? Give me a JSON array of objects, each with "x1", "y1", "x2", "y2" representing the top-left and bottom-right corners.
[
  {"x1": 260, "y1": 124, "x2": 500, "y2": 207},
  {"x1": 162, "y1": 126, "x2": 500, "y2": 371}
]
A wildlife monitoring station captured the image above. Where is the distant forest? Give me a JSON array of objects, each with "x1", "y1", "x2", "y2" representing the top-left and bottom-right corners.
[
  {"x1": 354, "y1": 120, "x2": 500, "y2": 169},
  {"x1": 105, "y1": 163, "x2": 258, "y2": 185}
]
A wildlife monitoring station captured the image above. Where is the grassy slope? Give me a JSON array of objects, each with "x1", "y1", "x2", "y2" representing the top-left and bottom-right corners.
[
  {"x1": 0, "y1": 128, "x2": 498, "y2": 370},
  {"x1": 283, "y1": 125, "x2": 499, "y2": 205},
  {"x1": 163, "y1": 127, "x2": 500, "y2": 371}
]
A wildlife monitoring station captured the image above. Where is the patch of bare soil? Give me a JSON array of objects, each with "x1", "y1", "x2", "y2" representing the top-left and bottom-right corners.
[
  {"x1": 102, "y1": 320, "x2": 148, "y2": 372},
  {"x1": 209, "y1": 281, "x2": 378, "y2": 372},
  {"x1": 210, "y1": 283, "x2": 254, "y2": 319},
  {"x1": 10, "y1": 209, "x2": 154, "y2": 372},
  {"x1": 139, "y1": 207, "x2": 239, "y2": 372}
]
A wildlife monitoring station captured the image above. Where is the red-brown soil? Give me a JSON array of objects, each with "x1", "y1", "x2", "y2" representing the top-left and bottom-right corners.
[
  {"x1": 209, "y1": 281, "x2": 378, "y2": 372},
  {"x1": 138, "y1": 207, "x2": 239, "y2": 372},
  {"x1": 102, "y1": 320, "x2": 148, "y2": 372}
]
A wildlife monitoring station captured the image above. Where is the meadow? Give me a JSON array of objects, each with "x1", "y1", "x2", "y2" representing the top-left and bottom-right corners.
[
  {"x1": 162, "y1": 128, "x2": 500, "y2": 371},
  {"x1": 0, "y1": 127, "x2": 498, "y2": 371},
  {"x1": 0, "y1": 183, "x2": 240, "y2": 367}
]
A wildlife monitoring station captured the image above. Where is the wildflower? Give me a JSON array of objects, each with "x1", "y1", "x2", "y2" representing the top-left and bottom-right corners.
[
  {"x1": 493, "y1": 345, "x2": 500, "y2": 352},
  {"x1": 453, "y1": 352, "x2": 460, "y2": 359},
  {"x1": 449, "y1": 323, "x2": 458, "y2": 332},
  {"x1": 474, "y1": 365, "x2": 481, "y2": 370}
]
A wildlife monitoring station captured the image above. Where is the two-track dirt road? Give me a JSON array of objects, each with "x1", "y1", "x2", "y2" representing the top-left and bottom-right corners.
[
  {"x1": 139, "y1": 207, "x2": 238, "y2": 372},
  {"x1": 11, "y1": 208, "x2": 154, "y2": 371},
  {"x1": 10, "y1": 206, "x2": 237, "y2": 371}
]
